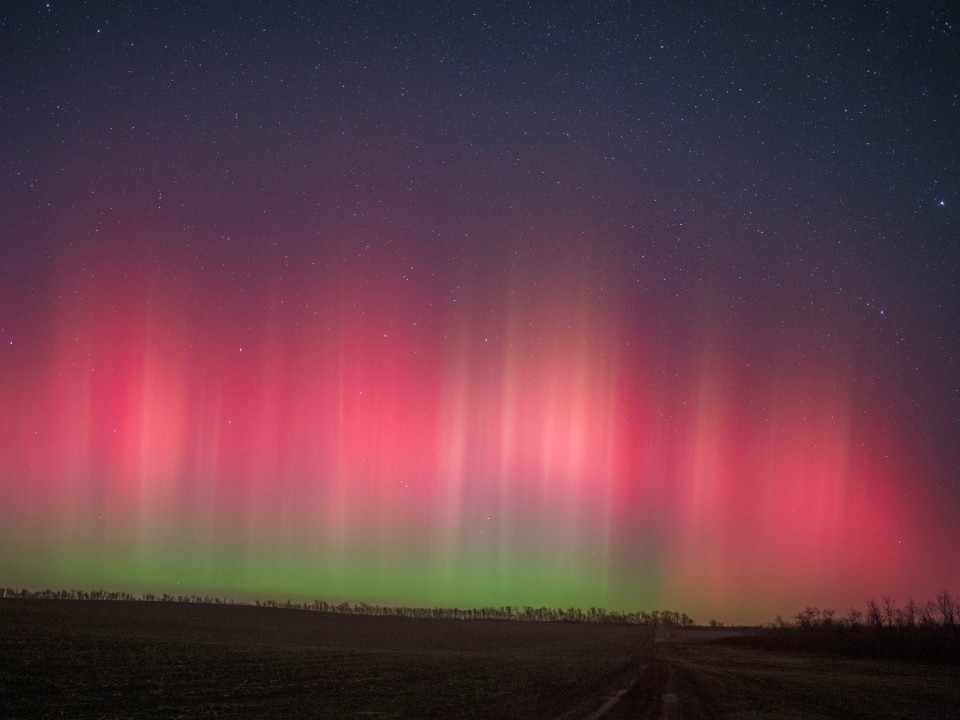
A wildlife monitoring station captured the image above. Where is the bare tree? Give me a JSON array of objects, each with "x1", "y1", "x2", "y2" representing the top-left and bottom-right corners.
[
  {"x1": 899, "y1": 598, "x2": 918, "y2": 627},
  {"x1": 881, "y1": 596, "x2": 898, "y2": 627},
  {"x1": 919, "y1": 599, "x2": 938, "y2": 626},
  {"x1": 796, "y1": 607, "x2": 819, "y2": 627},
  {"x1": 936, "y1": 591, "x2": 956, "y2": 625}
]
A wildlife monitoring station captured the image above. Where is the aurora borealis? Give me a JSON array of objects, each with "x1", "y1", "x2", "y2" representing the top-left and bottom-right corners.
[{"x1": 1, "y1": 2, "x2": 958, "y2": 623}]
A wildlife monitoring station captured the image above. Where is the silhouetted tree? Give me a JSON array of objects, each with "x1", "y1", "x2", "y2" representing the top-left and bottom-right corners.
[
  {"x1": 844, "y1": 608, "x2": 863, "y2": 627},
  {"x1": 881, "y1": 596, "x2": 898, "y2": 627},
  {"x1": 936, "y1": 590, "x2": 956, "y2": 625}
]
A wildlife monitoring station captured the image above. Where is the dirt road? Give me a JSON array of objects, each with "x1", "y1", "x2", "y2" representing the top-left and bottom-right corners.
[
  {"x1": 561, "y1": 627, "x2": 720, "y2": 720},
  {"x1": 581, "y1": 627, "x2": 960, "y2": 720},
  {"x1": 596, "y1": 657, "x2": 713, "y2": 720}
]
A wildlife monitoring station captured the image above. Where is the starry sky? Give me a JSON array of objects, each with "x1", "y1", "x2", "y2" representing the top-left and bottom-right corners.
[{"x1": 1, "y1": 1, "x2": 957, "y2": 623}]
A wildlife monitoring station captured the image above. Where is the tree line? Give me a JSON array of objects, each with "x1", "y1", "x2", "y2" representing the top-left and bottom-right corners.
[
  {"x1": 0, "y1": 587, "x2": 695, "y2": 626},
  {"x1": 773, "y1": 591, "x2": 958, "y2": 630},
  {"x1": 723, "y1": 591, "x2": 960, "y2": 663}
]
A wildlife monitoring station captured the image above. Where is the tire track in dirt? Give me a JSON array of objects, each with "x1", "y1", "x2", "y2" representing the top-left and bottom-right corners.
[
  {"x1": 549, "y1": 637, "x2": 653, "y2": 720},
  {"x1": 657, "y1": 664, "x2": 681, "y2": 720},
  {"x1": 580, "y1": 671, "x2": 643, "y2": 720},
  {"x1": 566, "y1": 628, "x2": 711, "y2": 720}
]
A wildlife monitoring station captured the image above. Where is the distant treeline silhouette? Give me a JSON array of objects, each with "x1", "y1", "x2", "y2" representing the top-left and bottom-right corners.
[
  {"x1": 0, "y1": 587, "x2": 695, "y2": 626},
  {"x1": 722, "y1": 592, "x2": 960, "y2": 663}
]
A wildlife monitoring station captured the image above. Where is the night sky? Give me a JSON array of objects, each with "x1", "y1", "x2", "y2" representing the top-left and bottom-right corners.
[{"x1": 1, "y1": 1, "x2": 958, "y2": 623}]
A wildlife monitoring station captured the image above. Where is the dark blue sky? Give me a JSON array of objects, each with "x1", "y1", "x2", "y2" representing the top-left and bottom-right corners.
[{"x1": 1, "y1": 1, "x2": 957, "y2": 612}]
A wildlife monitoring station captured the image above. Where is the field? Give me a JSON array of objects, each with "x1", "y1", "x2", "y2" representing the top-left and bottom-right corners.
[
  {"x1": 2, "y1": 601, "x2": 959, "y2": 719},
  {"x1": 648, "y1": 628, "x2": 960, "y2": 719},
  {"x1": 0, "y1": 599, "x2": 650, "y2": 719}
]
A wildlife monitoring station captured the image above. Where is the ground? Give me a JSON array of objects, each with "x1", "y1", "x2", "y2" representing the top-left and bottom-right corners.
[{"x1": 2, "y1": 601, "x2": 959, "y2": 718}]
